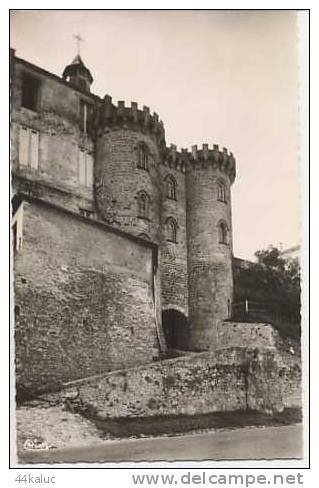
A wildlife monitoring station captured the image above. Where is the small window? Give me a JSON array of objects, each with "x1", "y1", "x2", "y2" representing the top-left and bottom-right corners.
[
  {"x1": 79, "y1": 100, "x2": 94, "y2": 134},
  {"x1": 18, "y1": 126, "x2": 39, "y2": 169},
  {"x1": 218, "y1": 221, "x2": 228, "y2": 245},
  {"x1": 21, "y1": 74, "x2": 40, "y2": 111},
  {"x1": 86, "y1": 154, "x2": 94, "y2": 187},
  {"x1": 30, "y1": 130, "x2": 39, "y2": 169},
  {"x1": 78, "y1": 149, "x2": 94, "y2": 187},
  {"x1": 217, "y1": 180, "x2": 227, "y2": 202},
  {"x1": 137, "y1": 143, "x2": 149, "y2": 171},
  {"x1": 18, "y1": 127, "x2": 29, "y2": 167},
  {"x1": 166, "y1": 217, "x2": 178, "y2": 243},
  {"x1": 137, "y1": 191, "x2": 150, "y2": 219},
  {"x1": 165, "y1": 175, "x2": 177, "y2": 200}
]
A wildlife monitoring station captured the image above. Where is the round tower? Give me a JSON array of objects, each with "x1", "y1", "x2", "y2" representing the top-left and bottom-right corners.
[
  {"x1": 185, "y1": 144, "x2": 236, "y2": 351},
  {"x1": 95, "y1": 95, "x2": 166, "y2": 243}
]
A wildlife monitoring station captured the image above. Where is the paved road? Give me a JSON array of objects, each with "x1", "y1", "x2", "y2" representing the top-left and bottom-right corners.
[{"x1": 19, "y1": 424, "x2": 303, "y2": 464}]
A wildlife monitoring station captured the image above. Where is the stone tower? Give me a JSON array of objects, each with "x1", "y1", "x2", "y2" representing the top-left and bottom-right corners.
[
  {"x1": 185, "y1": 144, "x2": 236, "y2": 351},
  {"x1": 95, "y1": 96, "x2": 166, "y2": 244},
  {"x1": 62, "y1": 54, "x2": 94, "y2": 93}
]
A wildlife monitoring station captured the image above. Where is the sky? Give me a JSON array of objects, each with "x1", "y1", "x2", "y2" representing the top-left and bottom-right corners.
[{"x1": 10, "y1": 10, "x2": 301, "y2": 260}]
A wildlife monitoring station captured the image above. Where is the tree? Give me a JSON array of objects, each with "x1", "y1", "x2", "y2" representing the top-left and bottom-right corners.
[
  {"x1": 233, "y1": 246, "x2": 301, "y2": 339},
  {"x1": 255, "y1": 246, "x2": 286, "y2": 271}
]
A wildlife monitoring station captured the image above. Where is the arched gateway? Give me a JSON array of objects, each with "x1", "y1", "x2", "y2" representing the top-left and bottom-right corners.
[{"x1": 162, "y1": 309, "x2": 187, "y2": 350}]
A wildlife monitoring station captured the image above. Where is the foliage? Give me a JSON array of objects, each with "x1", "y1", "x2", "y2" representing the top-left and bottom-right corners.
[{"x1": 233, "y1": 246, "x2": 301, "y2": 339}]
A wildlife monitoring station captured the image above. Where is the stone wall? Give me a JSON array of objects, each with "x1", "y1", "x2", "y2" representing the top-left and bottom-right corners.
[
  {"x1": 14, "y1": 200, "x2": 160, "y2": 398},
  {"x1": 159, "y1": 165, "x2": 188, "y2": 316},
  {"x1": 217, "y1": 322, "x2": 279, "y2": 349},
  {"x1": 216, "y1": 323, "x2": 302, "y2": 410},
  {"x1": 63, "y1": 350, "x2": 247, "y2": 419},
  {"x1": 276, "y1": 352, "x2": 303, "y2": 409},
  {"x1": 11, "y1": 57, "x2": 98, "y2": 207},
  {"x1": 59, "y1": 347, "x2": 299, "y2": 420}
]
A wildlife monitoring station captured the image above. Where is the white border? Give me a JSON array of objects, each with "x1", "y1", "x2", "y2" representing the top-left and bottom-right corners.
[{"x1": 2, "y1": 3, "x2": 313, "y2": 486}]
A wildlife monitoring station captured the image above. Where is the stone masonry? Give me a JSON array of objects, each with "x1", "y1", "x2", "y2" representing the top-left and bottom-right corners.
[{"x1": 11, "y1": 48, "x2": 301, "y2": 411}]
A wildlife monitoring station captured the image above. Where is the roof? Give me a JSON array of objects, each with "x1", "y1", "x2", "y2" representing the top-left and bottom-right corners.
[
  {"x1": 69, "y1": 54, "x2": 86, "y2": 67},
  {"x1": 12, "y1": 54, "x2": 100, "y2": 101},
  {"x1": 63, "y1": 54, "x2": 94, "y2": 83}
]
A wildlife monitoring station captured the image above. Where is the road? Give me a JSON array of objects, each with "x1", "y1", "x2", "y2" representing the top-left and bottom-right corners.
[{"x1": 18, "y1": 424, "x2": 303, "y2": 464}]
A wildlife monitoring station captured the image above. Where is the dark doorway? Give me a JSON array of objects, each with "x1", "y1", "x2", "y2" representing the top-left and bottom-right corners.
[{"x1": 162, "y1": 309, "x2": 187, "y2": 350}]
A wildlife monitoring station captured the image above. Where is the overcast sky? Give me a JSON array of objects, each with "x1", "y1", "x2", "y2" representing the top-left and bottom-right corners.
[{"x1": 10, "y1": 10, "x2": 301, "y2": 260}]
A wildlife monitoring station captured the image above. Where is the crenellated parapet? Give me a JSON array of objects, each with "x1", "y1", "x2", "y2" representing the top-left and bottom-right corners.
[
  {"x1": 161, "y1": 144, "x2": 189, "y2": 173},
  {"x1": 189, "y1": 144, "x2": 236, "y2": 183},
  {"x1": 161, "y1": 143, "x2": 236, "y2": 183},
  {"x1": 98, "y1": 95, "x2": 236, "y2": 184},
  {"x1": 98, "y1": 95, "x2": 166, "y2": 147}
]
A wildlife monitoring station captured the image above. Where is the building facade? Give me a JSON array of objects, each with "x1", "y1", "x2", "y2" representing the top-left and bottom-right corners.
[{"x1": 11, "y1": 50, "x2": 237, "y2": 395}]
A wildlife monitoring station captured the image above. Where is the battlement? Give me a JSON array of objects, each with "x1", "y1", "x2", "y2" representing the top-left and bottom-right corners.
[
  {"x1": 190, "y1": 144, "x2": 236, "y2": 182},
  {"x1": 161, "y1": 144, "x2": 188, "y2": 173},
  {"x1": 99, "y1": 95, "x2": 166, "y2": 145},
  {"x1": 162, "y1": 143, "x2": 236, "y2": 182}
]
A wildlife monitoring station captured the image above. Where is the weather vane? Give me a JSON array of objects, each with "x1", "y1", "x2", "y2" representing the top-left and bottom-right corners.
[{"x1": 73, "y1": 34, "x2": 85, "y2": 55}]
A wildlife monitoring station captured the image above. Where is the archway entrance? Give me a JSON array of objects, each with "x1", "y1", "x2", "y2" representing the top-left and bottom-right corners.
[{"x1": 162, "y1": 309, "x2": 187, "y2": 350}]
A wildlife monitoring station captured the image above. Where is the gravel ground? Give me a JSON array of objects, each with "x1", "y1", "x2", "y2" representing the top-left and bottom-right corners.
[
  {"x1": 15, "y1": 404, "x2": 107, "y2": 452},
  {"x1": 15, "y1": 401, "x2": 302, "y2": 458}
]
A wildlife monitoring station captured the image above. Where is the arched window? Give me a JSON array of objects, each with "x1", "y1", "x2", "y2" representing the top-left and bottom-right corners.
[
  {"x1": 137, "y1": 143, "x2": 149, "y2": 171},
  {"x1": 166, "y1": 217, "x2": 178, "y2": 243},
  {"x1": 218, "y1": 220, "x2": 228, "y2": 245},
  {"x1": 137, "y1": 191, "x2": 150, "y2": 219},
  {"x1": 217, "y1": 180, "x2": 227, "y2": 203},
  {"x1": 164, "y1": 174, "x2": 177, "y2": 200}
]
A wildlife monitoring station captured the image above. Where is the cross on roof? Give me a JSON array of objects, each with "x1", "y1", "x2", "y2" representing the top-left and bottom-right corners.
[{"x1": 73, "y1": 34, "x2": 85, "y2": 55}]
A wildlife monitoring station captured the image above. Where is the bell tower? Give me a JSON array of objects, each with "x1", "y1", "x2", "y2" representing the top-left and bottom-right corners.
[{"x1": 62, "y1": 54, "x2": 93, "y2": 93}]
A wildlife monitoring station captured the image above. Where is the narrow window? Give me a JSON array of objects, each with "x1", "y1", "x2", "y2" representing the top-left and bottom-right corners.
[
  {"x1": 30, "y1": 130, "x2": 39, "y2": 169},
  {"x1": 217, "y1": 180, "x2": 226, "y2": 202},
  {"x1": 165, "y1": 175, "x2": 177, "y2": 200},
  {"x1": 80, "y1": 100, "x2": 87, "y2": 133},
  {"x1": 80, "y1": 100, "x2": 94, "y2": 134},
  {"x1": 137, "y1": 143, "x2": 149, "y2": 171},
  {"x1": 137, "y1": 191, "x2": 150, "y2": 219},
  {"x1": 86, "y1": 153, "x2": 94, "y2": 187},
  {"x1": 78, "y1": 149, "x2": 94, "y2": 188},
  {"x1": 21, "y1": 74, "x2": 40, "y2": 111},
  {"x1": 18, "y1": 126, "x2": 39, "y2": 169},
  {"x1": 80, "y1": 100, "x2": 88, "y2": 133},
  {"x1": 78, "y1": 150, "x2": 86, "y2": 185},
  {"x1": 18, "y1": 127, "x2": 29, "y2": 167},
  {"x1": 218, "y1": 221, "x2": 228, "y2": 245},
  {"x1": 166, "y1": 217, "x2": 177, "y2": 243}
]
